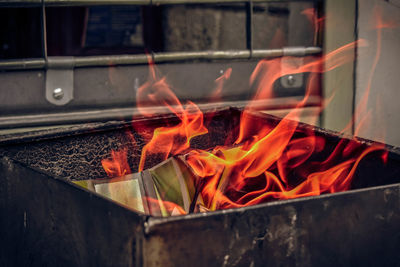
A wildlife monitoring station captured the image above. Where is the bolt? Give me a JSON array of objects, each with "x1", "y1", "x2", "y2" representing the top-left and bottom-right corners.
[
  {"x1": 53, "y1": 88, "x2": 64, "y2": 100},
  {"x1": 287, "y1": 75, "x2": 296, "y2": 86}
]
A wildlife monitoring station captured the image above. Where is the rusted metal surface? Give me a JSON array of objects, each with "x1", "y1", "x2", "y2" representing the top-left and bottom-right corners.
[
  {"x1": 0, "y1": 108, "x2": 399, "y2": 266},
  {"x1": 143, "y1": 183, "x2": 400, "y2": 266},
  {"x1": 0, "y1": 156, "x2": 144, "y2": 266}
]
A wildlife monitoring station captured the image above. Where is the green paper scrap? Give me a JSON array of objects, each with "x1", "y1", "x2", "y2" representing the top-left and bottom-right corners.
[{"x1": 72, "y1": 157, "x2": 201, "y2": 217}]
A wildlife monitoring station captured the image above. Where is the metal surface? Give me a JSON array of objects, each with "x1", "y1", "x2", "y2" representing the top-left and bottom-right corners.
[
  {"x1": 0, "y1": 156, "x2": 144, "y2": 266},
  {"x1": 0, "y1": 0, "x2": 321, "y2": 7},
  {"x1": 355, "y1": 0, "x2": 400, "y2": 147},
  {"x1": 52, "y1": 87, "x2": 64, "y2": 100},
  {"x1": 280, "y1": 55, "x2": 304, "y2": 88},
  {"x1": 0, "y1": 108, "x2": 399, "y2": 266},
  {"x1": 0, "y1": 58, "x2": 46, "y2": 69},
  {"x1": 0, "y1": 57, "x2": 322, "y2": 129},
  {"x1": 0, "y1": 47, "x2": 322, "y2": 70},
  {"x1": 321, "y1": 0, "x2": 357, "y2": 134},
  {"x1": 1, "y1": 154, "x2": 400, "y2": 267},
  {"x1": 142, "y1": 183, "x2": 400, "y2": 266},
  {"x1": 246, "y1": 1, "x2": 253, "y2": 54},
  {"x1": 0, "y1": 96, "x2": 321, "y2": 129},
  {"x1": 45, "y1": 57, "x2": 74, "y2": 105}
]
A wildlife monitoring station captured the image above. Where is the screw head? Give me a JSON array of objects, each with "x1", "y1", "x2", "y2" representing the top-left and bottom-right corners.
[
  {"x1": 287, "y1": 75, "x2": 296, "y2": 86},
  {"x1": 53, "y1": 88, "x2": 64, "y2": 100}
]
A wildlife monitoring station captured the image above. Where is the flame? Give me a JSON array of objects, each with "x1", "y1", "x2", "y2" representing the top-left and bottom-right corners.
[
  {"x1": 101, "y1": 149, "x2": 131, "y2": 178},
  {"x1": 238, "y1": 39, "x2": 364, "y2": 144},
  {"x1": 100, "y1": 8, "x2": 392, "y2": 215},
  {"x1": 183, "y1": 40, "x2": 384, "y2": 211},
  {"x1": 136, "y1": 62, "x2": 208, "y2": 172}
]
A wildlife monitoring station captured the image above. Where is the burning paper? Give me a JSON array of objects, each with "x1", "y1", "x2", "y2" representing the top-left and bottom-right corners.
[
  {"x1": 74, "y1": 157, "x2": 202, "y2": 216},
  {"x1": 74, "y1": 7, "x2": 393, "y2": 217},
  {"x1": 75, "y1": 127, "x2": 385, "y2": 217}
]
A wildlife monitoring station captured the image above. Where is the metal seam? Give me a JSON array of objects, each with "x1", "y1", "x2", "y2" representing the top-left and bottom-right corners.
[{"x1": 0, "y1": 47, "x2": 322, "y2": 70}]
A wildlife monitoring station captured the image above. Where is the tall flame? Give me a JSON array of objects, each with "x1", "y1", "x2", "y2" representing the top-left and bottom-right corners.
[
  {"x1": 135, "y1": 61, "x2": 208, "y2": 172},
  {"x1": 182, "y1": 38, "x2": 382, "y2": 211},
  {"x1": 100, "y1": 7, "x2": 392, "y2": 215}
]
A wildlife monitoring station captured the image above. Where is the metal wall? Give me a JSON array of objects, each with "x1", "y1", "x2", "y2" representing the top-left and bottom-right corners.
[{"x1": 355, "y1": 0, "x2": 400, "y2": 147}]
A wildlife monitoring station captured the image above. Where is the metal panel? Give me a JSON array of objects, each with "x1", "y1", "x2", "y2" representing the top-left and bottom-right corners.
[
  {"x1": 0, "y1": 58, "x2": 322, "y2": 128},
  {"x1": 0, "y1": 108, "x2": 399, "y2": 266},
  {"x1": 0, "y1": 156, "x2": 144, "y2": 267},
  {"x1": 1, "y1": 153, "x2": 399, "y2": 266},
  {"x1": 143, "y1": 183, "x2": 400, "y2": 266},
  {"x1": 355, "y1": 0, "x2": 400, "y2": 147},
  {"x1": 321, "y1": 0, "x2": 357, "y2": 134}
]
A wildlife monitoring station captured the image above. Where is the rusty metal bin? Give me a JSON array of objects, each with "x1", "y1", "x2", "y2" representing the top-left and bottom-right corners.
[{"x1": 1, "y1": 108, "x2": 399, "y2": 266}]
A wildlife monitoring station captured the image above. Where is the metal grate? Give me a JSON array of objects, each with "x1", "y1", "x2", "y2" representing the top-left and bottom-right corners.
[
  {"x1": 0, "y1": 0, "x2": 322, "y2": 70},
  {"x1": 0, "y1": 0, "x2": 323, "y2": 129}
]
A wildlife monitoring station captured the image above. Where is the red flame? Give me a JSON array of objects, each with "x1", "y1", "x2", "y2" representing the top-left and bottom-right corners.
[
  {"x1": 101, "y1": 149, "x2": 131, "y2": 178},
  {"x1": 136, "y1": 62, "x2": 208, "y2": 172},
  {"x1": 100, "y1": 8, "x2": 392, "y2": 215},
  {"x1": 182, "y1": 40, "x2": 383, "y2": 211}
]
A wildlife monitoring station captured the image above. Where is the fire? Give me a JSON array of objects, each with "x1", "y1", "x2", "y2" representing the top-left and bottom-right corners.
[
  {"x1": 100, "y1": 8, "x2": 391, "y2": 216},
  {"x1": 102, "y1": 149, "x2": 131, "y2": 178},
  {"x1": 135, "y1": 64, "x2": 208, "y2": 172}
]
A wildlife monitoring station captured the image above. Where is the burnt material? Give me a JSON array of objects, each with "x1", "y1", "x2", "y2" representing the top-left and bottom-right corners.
[
  {"x1": 1, "y1": 107, "x2": 400, "y2": 266},
  {"x1": 0, "y1": 108, "x2": 241, "y2": 180}
]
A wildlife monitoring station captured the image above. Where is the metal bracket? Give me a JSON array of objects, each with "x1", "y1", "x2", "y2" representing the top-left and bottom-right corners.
[
  {"x1": 280, "y1": 47, "x2": 305, "y2": 89},
  {"x1": 45, "y1": 57, "x2": 74, "y2": 106}
]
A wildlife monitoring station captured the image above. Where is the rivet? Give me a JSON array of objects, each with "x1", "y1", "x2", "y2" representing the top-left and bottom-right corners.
[
  {"x1": 287, "y1": 75, "x2": 296, "y2": 86},
  {"x1": 53, "y1": 88, "x2": 64, "y2": 100}
]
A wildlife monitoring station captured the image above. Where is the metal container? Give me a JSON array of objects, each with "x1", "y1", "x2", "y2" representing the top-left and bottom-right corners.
[{"x1": 1, "y1": 108, "x2": 399, "y2": 266}]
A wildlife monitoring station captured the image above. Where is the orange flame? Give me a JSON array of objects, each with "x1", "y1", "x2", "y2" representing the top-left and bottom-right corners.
[
  {"x1": 136, "y1": 62, "x2": 208, "y2": 172},
  {"x1": 100, "y1": 9, "x2": 392, "y2": 214},
  {"x1": 183, "y1": 40, "x2": 384, "y2": 211},
  {"x1": 101, "y1": 149, "x2": 131, "y2": 178}
]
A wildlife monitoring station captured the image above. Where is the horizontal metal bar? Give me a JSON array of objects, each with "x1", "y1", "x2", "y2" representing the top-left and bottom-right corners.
[
  {"x1": 0, "y1": 47, "x2": 322, "y2": 70},
  {"x1": 152, "y1": 50, "x2": 253, "y2": 62},
  {"x1": 0, "y1": 58, "x2": 46, "y2": 70},
  {"x1": 0, "y1": 96, "x2": 321, "y2": 129},
  {"x1": 74, "y1": 54, "x2": 149, "y2": 67},
  {"x1": 0, "y1": 0, "x2": 319, "y2": 7}
]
